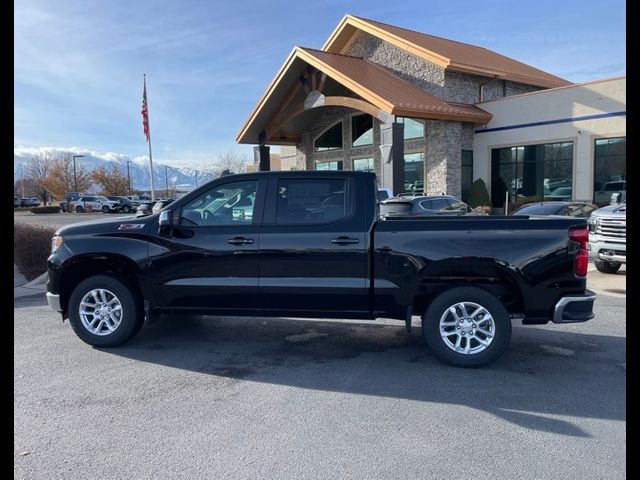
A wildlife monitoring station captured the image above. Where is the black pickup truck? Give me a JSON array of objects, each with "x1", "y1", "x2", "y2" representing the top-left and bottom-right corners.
[{"x1": 46, "y1": 171, "x2": 595, "y2": 367}]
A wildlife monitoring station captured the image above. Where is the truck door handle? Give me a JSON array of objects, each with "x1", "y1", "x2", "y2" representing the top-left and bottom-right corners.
[
  {"x1": 228, "y1": 237, "x2": 254, "y2": 245},
  {"x1": 331, "y1": 236, "x2": 360, "y2": 245}
]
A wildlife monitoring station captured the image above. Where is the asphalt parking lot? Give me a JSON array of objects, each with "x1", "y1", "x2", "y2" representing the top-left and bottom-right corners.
[{"x1": 15, "y1": 290, "x2": 625, "y2": 480}]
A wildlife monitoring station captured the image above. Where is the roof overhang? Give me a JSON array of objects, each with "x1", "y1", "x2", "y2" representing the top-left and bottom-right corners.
[{"x1": 236, "y1": 47, "x2": 492, "y2": 145}]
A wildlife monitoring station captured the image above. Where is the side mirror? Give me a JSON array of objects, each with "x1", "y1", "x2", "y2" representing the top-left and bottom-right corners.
[
  {"x1": 159, "y1": 209, "x2": 172, "y2": 236},
  {"x1": 610, "y1": 192, "x2": 622, "y2": 204}
]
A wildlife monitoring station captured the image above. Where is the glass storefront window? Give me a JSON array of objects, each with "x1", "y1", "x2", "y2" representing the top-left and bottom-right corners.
[
  {"x1": 314, "y1": 122, "x2": 343, "y2": 151},
  {"x1": 461, "y1": 150, "x2": 473, "y2": 202},
  {"x1": 398, "y1": 117, "x2": 424, "y2": 139},
  {"x1": 353, "y1": 157, "x2": 374, "y2": 172},
  {"x1": 352, "y1": 115, "x2": 373, "y2": 147},
  {"x1": 404, "y1": 152, "x2": 424, "y2": 193},
  {"x1": 315, "y1": 161, "x2": 343, "y2": 170},
  {"x1": 593, "y1": 137, "x2": 626, "y2": 206},
  {"x1": 491, "y1": 142, "x2": 573, "y2": 208}
]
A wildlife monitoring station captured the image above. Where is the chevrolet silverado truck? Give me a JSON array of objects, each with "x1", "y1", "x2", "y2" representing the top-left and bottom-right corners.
[
  {"x1": 46, "y1": 171, "x2": 595, "y2": 367},
  {"x1": 588, "y1": 194, "x2": 626, "y2": 273}
]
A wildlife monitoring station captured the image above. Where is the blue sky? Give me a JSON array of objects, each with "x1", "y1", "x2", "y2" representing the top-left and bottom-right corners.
[{"x1": 15, "y1": 0, "x2": 626, "y2": 169}]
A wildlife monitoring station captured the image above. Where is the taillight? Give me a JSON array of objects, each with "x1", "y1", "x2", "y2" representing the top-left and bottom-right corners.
[{"x1": 569, "y1": 226, "x2": 589, "y2": 277}]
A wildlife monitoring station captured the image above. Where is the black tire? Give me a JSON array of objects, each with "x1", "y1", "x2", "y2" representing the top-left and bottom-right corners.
[
  {"x1": 122, "y1": 205, "x2": 131, "y2": 213},
  {"x1": 594, "y1": 259, "x2": 621, "y2": 274},
  {"x1": 102, "y1": 205, "x2": 110, "y2": 213},
  {"x1": 68, "y1": 274, "x2": 144, "y2": 347},
  {"x1": 422, "y1": 286, "x2": 511, "y2": 367},
  {"x1": 75, "y1": 205, "x2": 84, "y2": 213}
]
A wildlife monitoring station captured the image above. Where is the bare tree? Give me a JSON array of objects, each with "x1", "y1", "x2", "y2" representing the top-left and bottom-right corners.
[
  {"x1": 14, "y1": 178, "x2": 43, "y2": 199},
  {"x1": 91, "y1": 164, "x2": 130, "y2": 196},
  {"x1": 41, "y1": 153, "x2": 92, "y2": 200},
  {"x1": 26, "y1": 154, "x2": 52, "y2": 205},
  {"x1": 210, "y1": 151, "x2": 251, "y2": 177}
]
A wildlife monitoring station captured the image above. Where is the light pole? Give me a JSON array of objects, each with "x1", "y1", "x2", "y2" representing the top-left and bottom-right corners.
[{"x1": 72, "y1": 155, "x2": 85, "y2": 192}]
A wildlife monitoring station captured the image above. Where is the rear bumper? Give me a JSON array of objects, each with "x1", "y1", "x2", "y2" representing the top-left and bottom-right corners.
[{"x1": 552, "y1": 291, "x2": 596, "y2": 324}]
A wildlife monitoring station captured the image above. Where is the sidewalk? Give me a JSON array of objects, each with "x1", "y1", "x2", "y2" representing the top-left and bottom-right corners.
[{"x1": 14, "y1": 265, "x2": 47, "y2": 299}]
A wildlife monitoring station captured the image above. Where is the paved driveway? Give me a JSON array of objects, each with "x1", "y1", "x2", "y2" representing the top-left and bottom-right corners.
[{"x1": 14, "y1": 293, "x2": 625, "y2": 480}]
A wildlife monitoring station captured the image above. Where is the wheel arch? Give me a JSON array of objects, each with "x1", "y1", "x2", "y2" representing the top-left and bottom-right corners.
[
  {"x1": 412, "y1": 258, "x2": 526, "y2": 317},
  {"x1": 59, "y1": 254, "x2": 144, "y2": 314}
]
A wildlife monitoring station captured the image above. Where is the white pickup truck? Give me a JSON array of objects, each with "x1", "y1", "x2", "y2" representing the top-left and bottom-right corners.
[
  {"x1": 70, "y1": 195, "x2": 121, "y2": 213},
  {"x1": 588, "y1": 193, "x2": 626, "y2": 273}
]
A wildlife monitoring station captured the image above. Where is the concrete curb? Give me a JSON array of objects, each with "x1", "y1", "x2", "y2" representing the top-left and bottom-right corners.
[
  {"x1": 14, "y1": 285, "x2": 46, "y2": 299},
  {"x1": 14, "y1": 269, "x2": 47, "y2": 300},
  {"x1": 24, "y1": 272, "x2": 48, "y2": 287}
]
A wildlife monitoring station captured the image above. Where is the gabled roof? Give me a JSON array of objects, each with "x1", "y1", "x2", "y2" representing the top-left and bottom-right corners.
[
  {"x1": 299, "y1": 48, "x2": 492, "y2": 122},
  {"x1": 235, "y1": 47, "x2": 492, "y2": 144},
  {"x1": 323, "y1": 15, "x2": 571, "y2": 89}
]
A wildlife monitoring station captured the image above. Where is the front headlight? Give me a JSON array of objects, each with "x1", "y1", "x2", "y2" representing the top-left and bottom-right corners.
[
  {"x1": 588, "y1": 217, "x2": 598, "y2": 232},
  {"x1": 51, "y1": 235, "x2": 63, "y2": 254}
]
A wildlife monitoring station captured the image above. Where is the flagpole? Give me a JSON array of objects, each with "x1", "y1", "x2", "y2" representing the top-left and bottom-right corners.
[{"x1": 143, "y1": 74, "x2": 156, "y2": 201}]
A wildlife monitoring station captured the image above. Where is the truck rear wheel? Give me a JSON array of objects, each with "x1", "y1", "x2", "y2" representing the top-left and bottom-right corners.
[
  {"x1": 422, "y1": 287, "x2": 511, "y2": 367},
  {"x1": 594, "y1": 259, "x2": 621, "y2": 274},
  {"x1": 68, "y1": 274, "x2": 144, "y2": 347}
]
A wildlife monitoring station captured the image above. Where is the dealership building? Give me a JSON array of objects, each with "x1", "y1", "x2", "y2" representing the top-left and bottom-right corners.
[{"x1": 237, "y1": 15, "x2": 626, "y2": 209}]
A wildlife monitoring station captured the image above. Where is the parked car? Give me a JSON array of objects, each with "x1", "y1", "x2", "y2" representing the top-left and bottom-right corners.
[
  {"x1": 510, "y1": 202, "x2": 595, "y2": 218},
  {"x1": 380, "y1": 195, "x2": 487, "y2": 217},
  {"x1": 544, "y1": 186, "x2": 572, "y2": 201},
  {"x1": 402, "y1": 180, "x2": 424, "y2": 195},
  {"x1": 151, "y1": 198, "x2": 174, "y2": 214},
  {"x1": 594, "y1": 180, "x2": 626, "y2": 207},
  {"x1": 105, "y1": 196, "x2": 136, "y2": 213},
  {"x1": 14, "y1": 195, "x2": 21, "y2": 207},
  {"x1": 20, "y1": 197, "x2": 41, "y2": 207},
  {"x1": 70, "y1": 196, "x2": 121, "y2": 213},
  {"x1": 46, "y1": 171, "x2": 594, "y2": 368},
  {"x1": 377, "y1": 188, "x2": 393, "y2": 202},
  {"x1": 135, "y1": 201, "x2": 155, "y2": 217},
  {"x1": 588, "y1": 193, "x2": 626, "y2": 273}
]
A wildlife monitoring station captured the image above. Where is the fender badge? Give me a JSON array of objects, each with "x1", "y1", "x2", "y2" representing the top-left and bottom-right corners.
[{"x1": 118, "y1": 223, "x2": 145, "y2": 230}]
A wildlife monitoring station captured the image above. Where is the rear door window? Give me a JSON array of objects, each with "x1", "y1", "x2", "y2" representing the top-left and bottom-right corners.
[
  {"x1": 430, "y1": 199, "x2": 449, "y2": 211},
  {"x1": 381, "y1": 202, "x2": 412, "y2": 214},
  {"x1": 275, "y1": 178, "x2": 351, "y2": 224}
]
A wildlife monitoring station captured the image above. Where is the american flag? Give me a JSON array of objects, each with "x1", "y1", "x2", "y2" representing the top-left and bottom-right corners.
[{"x1": 141, "y1": 75, "x2": 150, "y2": 142}]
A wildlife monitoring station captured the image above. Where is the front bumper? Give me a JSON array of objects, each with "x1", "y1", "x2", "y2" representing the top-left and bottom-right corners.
[
  {"x1": 46, "y1": 292, "x2": 63, "y2": 313},
  {"x1": 589, "y1": 238, "x2": 626, "y2": 263},
  {"x1": 552, "y1": 291, "x2": 596, "y2": 324}
]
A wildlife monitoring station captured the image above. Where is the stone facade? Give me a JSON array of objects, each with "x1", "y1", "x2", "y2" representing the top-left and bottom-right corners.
[
  {"x1": 345, "y1": 31, "x2": 446, "y2": 97},
  {"x1": 425, "y1": 121, "x2": 462, "y2": 198},
  {"x1": 285, "y1": 30, "x2": 547, "y2": 197}
]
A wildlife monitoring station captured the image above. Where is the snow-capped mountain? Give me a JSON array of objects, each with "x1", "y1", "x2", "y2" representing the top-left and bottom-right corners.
[{"x1": 14, "y1": 147, "x2": 217, "y2": 191}]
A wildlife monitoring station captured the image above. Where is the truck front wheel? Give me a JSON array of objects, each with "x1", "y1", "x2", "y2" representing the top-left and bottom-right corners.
[
  {"x1": 594, "y1": 259, "x2": 621, "y2": 274},
  {"x1": 422, "y1": 287, "x2": 511, "y2": 367},
  {"x1": 68, "y1": 274, "x2": 144, "y2": 347}
]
